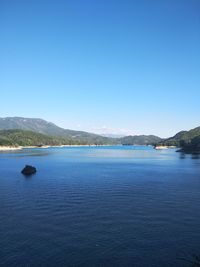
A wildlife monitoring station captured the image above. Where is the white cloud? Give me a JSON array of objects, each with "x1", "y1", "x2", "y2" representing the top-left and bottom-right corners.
[{"x1": 90, "y1": 126, "x2": 135, "y2": 137}]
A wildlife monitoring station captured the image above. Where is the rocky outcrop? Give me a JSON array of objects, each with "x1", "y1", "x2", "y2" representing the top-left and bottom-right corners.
[{"x1": 21, "y1": 165, "x2": 37, "y2": 175}]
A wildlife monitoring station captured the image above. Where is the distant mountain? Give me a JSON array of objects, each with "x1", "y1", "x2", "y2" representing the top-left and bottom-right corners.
[
  {"x1": 120, "y1": 135, "x2": 162, "y2": 145},
  {"x1": 0, "y1": 117, "x2": 92, "y2": 137},
  {"x1": 0, "y1": 117, "x2": 117, "y2": 145},
  {"x1": 0, "y1": 129, "x2": 120, "y2": 146},
  {"x1": 0, "y1": 117, "x2": 162, "y2": 146}
]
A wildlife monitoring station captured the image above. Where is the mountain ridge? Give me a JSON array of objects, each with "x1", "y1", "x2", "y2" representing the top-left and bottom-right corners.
[{"x1": 0, "y1": 117, "x2": 162, "y2": 146}]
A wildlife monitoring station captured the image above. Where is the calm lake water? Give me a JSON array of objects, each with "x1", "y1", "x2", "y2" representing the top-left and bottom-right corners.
[{"x1": 0, "y1": 146, "x2": 200, "y2": 267}]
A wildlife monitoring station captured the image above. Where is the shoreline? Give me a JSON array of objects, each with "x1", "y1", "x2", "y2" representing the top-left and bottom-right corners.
[
  {"x1": 0, "y1": 144, "x2": 160, "y2": 151},
  {"x1": 0, "y1": 144, "x2": 115, "y2": 151},
  {"x1": 0, "y1": 146, "x2": 23, "y2": 151},
  {"x1": 154, "y1": 145, "x2": 176, "y2": 150}
]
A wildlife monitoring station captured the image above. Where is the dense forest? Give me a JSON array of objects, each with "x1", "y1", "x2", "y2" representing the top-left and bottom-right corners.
[
  {"x1": 0, "y1": 129, "x2": 161, "y2": 147},
  {"x1": 0, "y1": 129, "x2": 118, "y2": 146},
  {"x1": 0, "y1": 130, "x2": 69, "y2": 146},
  {"x1": 178, "y1": 136, "x2": 200, "y2": 153}
]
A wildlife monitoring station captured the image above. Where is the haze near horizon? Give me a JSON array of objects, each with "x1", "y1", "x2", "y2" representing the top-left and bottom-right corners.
[{"x1": 1, "y1": 0, "x2": 200, "y2": 138}]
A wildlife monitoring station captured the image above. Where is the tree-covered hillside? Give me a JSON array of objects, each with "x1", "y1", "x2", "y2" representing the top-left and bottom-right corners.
[
  {"x1": 0, "y1": 117, "x2": 162, "y2": 146},
  {"x1": 158, "y1": 127, "x2": 200, "y2": 147},
  {"x1": 0, "y1": 117, "x2": 111, "y2": 139},
  {"x1": 120, "y1": 135, "x2": 162, "y2": 145},
  {"x1": 0, "y1": 130, "x2": 69, "y2": 147},
  {"x1": 0, "y1": 117, "x2": 118, "y2": 145},
  {"x1": 0, "y1": 129, "x2": 118, "y2": 146},
  {"x1": 178, "y1": 135, "x2": 200, "y2": 153}
]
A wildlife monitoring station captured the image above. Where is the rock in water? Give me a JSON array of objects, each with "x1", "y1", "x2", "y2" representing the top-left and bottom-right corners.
[{"x1": 21, "y1": 165, "x2": 37, "y2": 175}]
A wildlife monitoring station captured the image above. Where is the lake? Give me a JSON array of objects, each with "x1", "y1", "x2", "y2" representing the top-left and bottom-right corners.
[{"x1": 0, "y1": 146, "x2": 200, "y2": 267}]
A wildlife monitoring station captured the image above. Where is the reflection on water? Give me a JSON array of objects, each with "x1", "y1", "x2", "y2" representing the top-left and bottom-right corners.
[
  {"x1": 179, "y1": 151, "x2": 200, "y2": 160},
  {"x1": 191, "y1": 153, "x2": 200, "y2": 159},
  {"x1": 179, "y1": 152, "x2": 186, "y2": 159},
  {"x1": 1, "y1": 146, "x2": 199, "y2": 161},
  {"x1": 0, "y1": 146, "x2": 175, "y2": 159},
  {"x1": 0, "y1": 149, "x2": 54, "y2": 158}
]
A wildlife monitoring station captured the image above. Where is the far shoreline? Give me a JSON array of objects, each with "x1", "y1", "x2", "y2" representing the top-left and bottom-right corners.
[
  {"x1": 0, "y1": 144, "x2": 118, "y2": 151},
  {"x1": 0, "y1": 144, "x2": 158, "y2": 151},
  {"x1": 154, "y1": 145, "x2": 177, "y2": 150},
  {"x1": 0, "y1": 146, "x2": 23, "y2": 151}
]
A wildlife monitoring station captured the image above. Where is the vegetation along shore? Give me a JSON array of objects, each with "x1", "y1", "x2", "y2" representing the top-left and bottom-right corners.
[{"x1": 0, "y1": 117, "x2": 200, "y2": 154}]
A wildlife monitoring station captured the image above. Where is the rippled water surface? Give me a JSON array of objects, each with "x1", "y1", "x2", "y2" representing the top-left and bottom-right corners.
[{"x1": 0, "y1": 146, "x2": 200, "y2": 267}]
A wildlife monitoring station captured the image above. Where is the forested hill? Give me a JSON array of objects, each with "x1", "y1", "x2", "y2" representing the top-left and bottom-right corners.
[
  {"x1": 0, "y1": 117, "x2": 101, "y2": 138},
  {"x1": 0, "y1": 117, "x2": 162, "y2": 146},
  {"x1": 178, "y1": 135, "x2": 200, "y2": 154},
  {"x1": 155, "y1": 126, "x2": 200, "y2": 153},
  {"x1": 0, "y1": 129, "x2": 69, "y2": 146},
  {"x1": 0, "y1": 117, "x2": 117, "y2": 145},
  {"x1": 158, "y1": 126, "x2": 200, "y2": 147},
  {"x1": 120, "y1": 135, "x2": 162, "y2": 145},
  {"x1": 0, "y1": 129, "x2": 117, "y2": 146}
]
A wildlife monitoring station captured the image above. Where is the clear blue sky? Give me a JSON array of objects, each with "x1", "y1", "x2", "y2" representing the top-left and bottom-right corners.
[{"x1": 1, "y1": 0, "x2": 200, "y2": 137}]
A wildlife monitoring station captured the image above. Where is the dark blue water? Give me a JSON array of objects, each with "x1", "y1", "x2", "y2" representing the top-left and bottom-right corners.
[{"x1": 0, "y1": 146, "x2": 200, "y2": 267}]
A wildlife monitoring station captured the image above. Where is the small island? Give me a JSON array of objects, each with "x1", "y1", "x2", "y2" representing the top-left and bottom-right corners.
[{"x1": 21, "y1": 165, "x2": 37, "y2": 175}]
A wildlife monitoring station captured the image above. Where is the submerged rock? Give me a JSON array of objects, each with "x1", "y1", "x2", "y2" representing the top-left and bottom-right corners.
[{"x1": 21, "y1": 165, "x2": 37, "y2": 176}]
